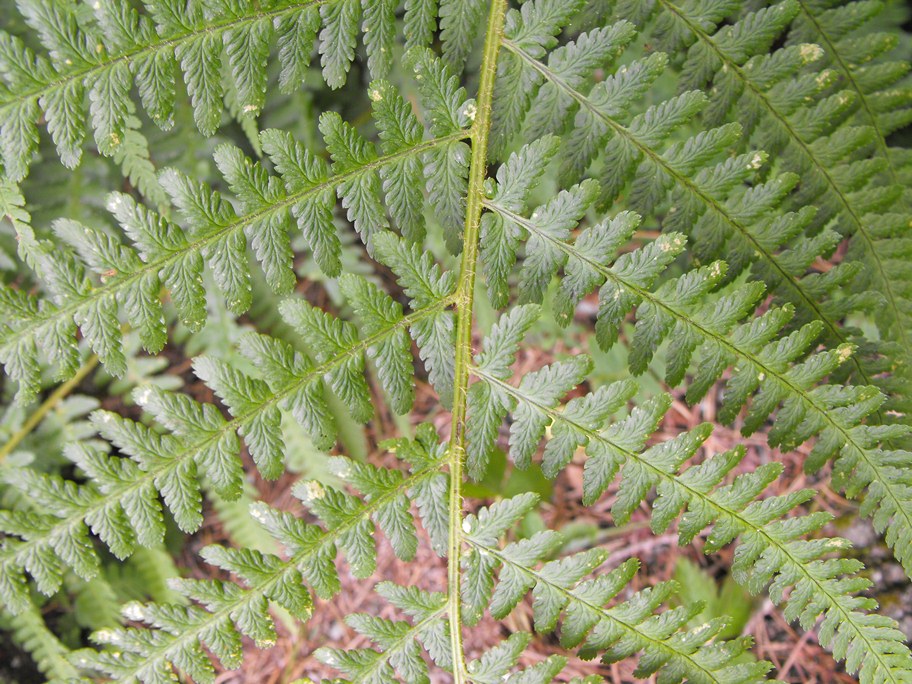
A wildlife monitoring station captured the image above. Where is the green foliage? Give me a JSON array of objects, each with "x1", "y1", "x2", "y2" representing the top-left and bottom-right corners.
[
  {"x1": 70, "y1": 431, "x2": 448, "y2": 683},
  {"x1": 468, "y1": 307, "x2": 912, "y2": 681},
  {"x1": 1, "y1": 0, "x2": 911, "y2": 682},
  {"x1": 0, "y1": 69, "x2": 468, "y2": 403},
  {"x1": 673, "y1": 559, "x2": 755, "y2": 640},
  {"x1": 0, "y1": 601, "x2": 79, "y2": 681},
  {"x1": 461, "y1": 494, "x2": 771, "y2": 681},
  {"x1": 0, "y1": 0, "x2": 444, "y2": 181},
  {"x1": 622, "y1": 0, "x2": 912, "y2": 409}
]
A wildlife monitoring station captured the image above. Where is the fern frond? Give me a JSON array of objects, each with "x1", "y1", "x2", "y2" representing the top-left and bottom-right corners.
[
  {"x1": 111, "y1": 107, "x2": 167, "y2": 208},
  {"x1": 0, "y1": 70, "x2": 469, "y2": 402},
  {"x1": 71, "y1": 428, "x2": 448, "y2": 682},
  {"x1": 0, "y1": 0, "x2": 441, "y2": 179},
  {"x1": 2, "y1": 0, "x2": 911, "y2": 681},
  {"x1": 438, "y1": 0, "x2": 488, "y2": 71},
  {"x1": 467, "y1": 316, "x2": 912, "y2": 681},
  {"x1": 492, "y1": 9, "x2": 879, "y2": 367},
  {"x1": 0, "y1": 601, "x2": 80, "y2": 682},
  {"x1": 0, "y1": 175, "x2": 30, "y2": 238},
  {"x1": 70, "y1": 574, "x2": 122, "y2": 631},
  {"x1": 499, "y1": 1, "x2": 912, "y2": 580},
  {"x1": 104, "y1": 547, "x2": 184, "y2": 607},
  {"x1": 315, "y1": 582, "x2": 452, "y2": 682},
  {"x1": 464, "y1": 633, "x2": 567, "y2": 684},
  {"x1": 789, "y1": 0, "x2": 912, "y2": 167},
  {"x1": 321, "y1": 619, "x2": 571, "y2": 684},
  {"x1": 459, "y1": 493, "x2": 772, "y2": 682},
  {"x1": 209, "y1": 481, "x2": 285, "y2": 557},
  {"x1": 0, "y1": 268, "x2": 453, "y2": 611},
  {"x1": 478, "y1": 131, "x2": 912, "y2": 578},
  {"x1": 628, "y1": 0, "x2": 912, "y2": 387}
]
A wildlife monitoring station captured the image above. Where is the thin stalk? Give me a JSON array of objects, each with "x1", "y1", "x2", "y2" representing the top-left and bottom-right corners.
[
  {"x1": 0, "y1": 355, "x2": 98, "y2": 462},
  {"x1": 446, "y1": 0, "x2": 507, "y2": 679}
]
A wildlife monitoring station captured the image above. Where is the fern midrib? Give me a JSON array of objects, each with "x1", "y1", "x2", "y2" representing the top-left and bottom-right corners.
[
  {"x1": 0, "y1": 297, "x2": 452, "y2": 577},
  {"x1": 0, "y1": 0, "x2": 324, "y2": 115},
  {"x1": 446, "y1": 1, "x2": 507, "y2": 680},
  {"x1": 793, "y1": 0, "x2": 901, "y2": 186},
  {"x1": 464, "y1": 539, "x2": 725, "y2": 682},
  {"x1": 474, "y1": 367, "x2": 904, "y2": 682},
  {"x1": 500, "y1": 38, "x2": 867, "y2": 361},
  {"x1": 483, "y1": 200, "x2": 912, "y2": 543},
  {"x1": 0, "y1": 133, "x2": 466, "y2": 356},
  {"x1": 654, "y1": 0, "x2": 910, "y2": 356},
  {"x1": 111, "y1": 461, "x2": 445, "y2": 681}
]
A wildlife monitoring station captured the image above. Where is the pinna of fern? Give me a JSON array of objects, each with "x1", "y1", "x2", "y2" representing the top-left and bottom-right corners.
[
  {"x1": 477, "y1": 133, "x2": 912, "y2": 582},
  {"x1": 490, "y1": 0, "x2": 887, "y2": 371},
  {"x1": 0, "y1": 232, "x2": 455, "y2": 614},
  {"x1": 622, "y1": 0, "x2": 912, "y2": 403},
  {"x1": 0, "y1": 601, "x2": 80, "y2": 682},
  {"x1": 0, "y1": 0, "x2": 449, "y2": 182},
  {"x1": 0, "y1": 52, "x2": 471, "y2": 404},
  {"x1": 67, "y1": 435, "x2": 446, "y2": 684}
]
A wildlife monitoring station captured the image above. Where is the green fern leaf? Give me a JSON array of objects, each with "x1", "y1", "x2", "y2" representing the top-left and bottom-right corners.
[{"x1": 2, "y1": 1, "x2": 912, "y2": 682}]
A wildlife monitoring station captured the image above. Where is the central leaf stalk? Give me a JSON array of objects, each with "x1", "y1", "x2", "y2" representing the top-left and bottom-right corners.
[{"x1": 446, "y1": 0, "x2": 508, "y2": 679}]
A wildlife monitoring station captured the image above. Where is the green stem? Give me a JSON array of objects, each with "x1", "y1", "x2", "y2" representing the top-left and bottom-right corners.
[
  {"x1": 446, "y1": 1, "x2": 507, "y2": 679},
  {"x1": 0, "y1": 355, "x2": 98, "y2": 462}
]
